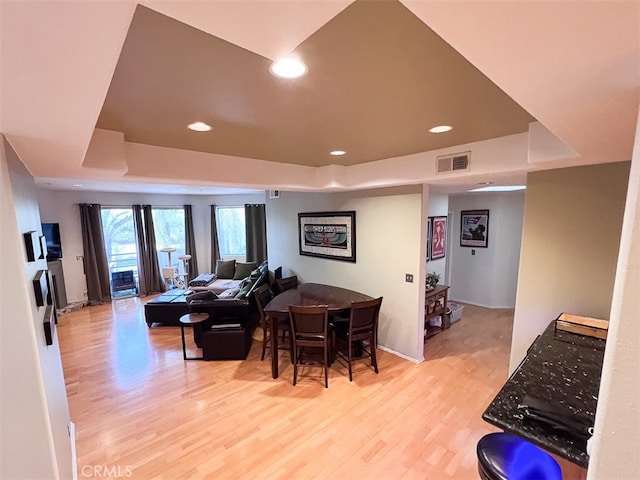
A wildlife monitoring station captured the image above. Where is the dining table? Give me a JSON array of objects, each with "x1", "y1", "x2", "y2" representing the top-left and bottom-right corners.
[{"x1": 263, "y1": 282, "x2": 373, "y2": 379}]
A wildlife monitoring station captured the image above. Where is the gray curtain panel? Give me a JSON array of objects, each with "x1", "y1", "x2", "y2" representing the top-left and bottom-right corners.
[
  {"x1": 78, "y1": 203, "x2": 111, "y2": 305},
  {"x1": 210, "y1": 205, "x2": 221, "y2": 272},
  {"x1": 245, "y1": 204, "x2": 267, "y2": 263},
  {"x1": 184, "y1": 205, "x2": 198, "y2": 281},
  {"x1": 133, "y1": 205, "x2": 164, "y2": 295}
]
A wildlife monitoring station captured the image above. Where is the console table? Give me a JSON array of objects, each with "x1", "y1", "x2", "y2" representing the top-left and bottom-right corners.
[{"x1": 424, "y1": 284, "x2": 449, "y2": 340}]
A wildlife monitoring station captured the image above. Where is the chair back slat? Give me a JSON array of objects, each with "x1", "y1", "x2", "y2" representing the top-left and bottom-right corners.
[
  {"x1": 276, "y1": 275, "x2": 298, "y2": 294},
  {"x1": 289, "y1": 305, "x2": 328, "y2": 337},
  {"x1": 350, "y1": 297, "x2": 382, "y2": 335}
]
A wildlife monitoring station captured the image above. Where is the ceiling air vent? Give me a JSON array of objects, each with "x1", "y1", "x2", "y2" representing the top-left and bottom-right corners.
[
  {"x1": 269, "y1": 190, "x2": 280, "y2": 199},
  {"x1": 436, "y1": 151, "x2": 471, "y2": 174}
]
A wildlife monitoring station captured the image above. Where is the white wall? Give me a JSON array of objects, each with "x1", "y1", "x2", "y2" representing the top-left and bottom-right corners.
[
  {"x1": 448, "y1": 192, "x2": 525, "y2": 308},
  {"x1": 426, "y1": 191, "x2": 449, "y2": 283},
  {"x1": 1, "y1": 137, "x2": 74, "y2": 479},
  {"x1": 266, "y1": 186, "x2": 426, "y2": 361},
  {"x1": 36, "y1": 189, "x2": 265, "y2": 303},
  {"x1": 510, "y1": 162, "x2": 630, "y2": 370}
]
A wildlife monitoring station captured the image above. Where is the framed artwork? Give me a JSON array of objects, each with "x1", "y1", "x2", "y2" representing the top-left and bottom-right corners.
[
  {"x1": 43, "y1": 304, "x2": 56, "y2": 346},
  {"x1": 32, "y1": 269, "x2": 48, "y2": 307},
  {"x1": 460, "y1": 210, "x2": 490, "y2": 248},
  {"x1": 298, "y1": 211, "x2": 356, "y2": 262},
  {"x1": 426, "y1": 217, "x2": 432, "y2": 260},
  {"x1": 431, "y1": 216, "x2": 447, "y2": 260},
  {"x1": 23, "y1": 230, "x2": 39, "y2": 262},
  {"x1": 38, "y1": 235, "x2": 47, "y2": 260}
]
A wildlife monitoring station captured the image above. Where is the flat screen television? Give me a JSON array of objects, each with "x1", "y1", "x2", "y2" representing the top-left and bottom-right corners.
[{"x1": 41, "y1": 222, "x2": 63, "y2": 260}]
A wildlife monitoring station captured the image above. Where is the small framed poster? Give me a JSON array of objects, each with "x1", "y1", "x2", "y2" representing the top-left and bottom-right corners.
[
  {"x1": 460, "y1": 210, "x2": 489, "y2": 248},
  {"x1": 431, "y1": 216, "x2": 447, "y2": 259}
]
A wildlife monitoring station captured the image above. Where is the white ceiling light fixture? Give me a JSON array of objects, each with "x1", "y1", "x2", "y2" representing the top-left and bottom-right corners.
[
  {"x1": 429, "y1": 125, "x2": 453, "y2": 134},
  {"x1": 330, "y1": 150, "x2": 346, "y2": 156},
  {"x1": 469, "y1": 185, "x2": 526, "y2": 192},
  {"x1": 270, "y1": 57, "x2": 307, "y2": 79},
  {"x1": 187, "y1": 121, "x2": 212, "y2": 132}
]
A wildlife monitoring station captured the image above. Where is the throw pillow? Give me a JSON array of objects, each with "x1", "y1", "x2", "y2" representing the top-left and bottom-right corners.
[
  {"x1": 235, "y1": 282, "x2": 253, "y2": 300},
  {"x1": 233, "y1": 262, "x2": 257, "y2": 280},
  {"x1": 215, "y1": 259, "x2": 236, "y2": 279}
]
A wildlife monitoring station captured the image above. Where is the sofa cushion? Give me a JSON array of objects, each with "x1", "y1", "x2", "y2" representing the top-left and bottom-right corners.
[
  {"x1": 234, "y1": 282, "x2": 254, "y2": 300},
  {"x1": 215, "y1": 259, "x2": 236, "y2": 279},
  {"x1": 219, "y1": 286, "x2": 241, "y2": 298},
  {"x1": 233, "y1": 262, "x2": 257, "y2": 280}
]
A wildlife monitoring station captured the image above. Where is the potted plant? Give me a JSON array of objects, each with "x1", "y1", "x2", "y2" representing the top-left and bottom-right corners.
[{"x1": 425, "y1": 272, "x2": 440, "y2": 291}]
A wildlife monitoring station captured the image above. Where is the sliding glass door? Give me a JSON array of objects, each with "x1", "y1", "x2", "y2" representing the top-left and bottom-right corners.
[{"x1": 101, "y1": 207, "x2": 139, "y2": 298}]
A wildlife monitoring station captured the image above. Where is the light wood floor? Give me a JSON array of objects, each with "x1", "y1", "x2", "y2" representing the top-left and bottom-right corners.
[{"x1": 58, "y1": 298, "x2": 586, "y2": 479}]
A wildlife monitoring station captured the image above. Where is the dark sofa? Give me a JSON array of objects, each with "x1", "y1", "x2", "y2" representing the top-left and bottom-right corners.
[{"x1": 144, "y1": 261, "x2": 271, "y2": 359}]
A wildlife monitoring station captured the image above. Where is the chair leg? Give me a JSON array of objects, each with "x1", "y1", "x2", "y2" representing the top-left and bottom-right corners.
[
  {"x1": 370, "y1": 335, "x2": 379, "y2": 374},
  {"x1": 324, "y1": 345, "x2": 329, "y2": 388},
  {"x1": 348, "y1": 340, "x2": 353, "y2": 382},
  {"x1": 292, "y1": 345, "x2": 298, "y2": 386},
  {"x1": 261, "y1": 322, "x2": 268, "y2": 361}
]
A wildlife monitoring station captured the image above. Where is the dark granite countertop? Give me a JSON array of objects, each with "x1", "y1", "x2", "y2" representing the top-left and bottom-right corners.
[{"x1": 482, "y1": 320, "x2": 606, "y2": 468}]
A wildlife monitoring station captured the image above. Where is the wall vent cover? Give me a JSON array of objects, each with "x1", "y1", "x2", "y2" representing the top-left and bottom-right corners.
[
  {"x1": 269, "y1": 190, "x2": 280, "y2": 199},
  {"x1": 436, "y1": 151, "x2": 471, "y2": 174}
]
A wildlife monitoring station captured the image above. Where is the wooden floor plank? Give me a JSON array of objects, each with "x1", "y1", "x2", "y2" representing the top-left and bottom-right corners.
[{"x1": 57, "y1": 297, "x2": 587, "y2": 479}]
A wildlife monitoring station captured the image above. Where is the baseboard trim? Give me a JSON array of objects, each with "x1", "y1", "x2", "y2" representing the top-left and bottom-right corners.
[
  {"x1": 450, "y1": 299, "x2": 515, "y2": 310},
  {"x1": 378, "y1": 345, "x2": 424, "y2": 364}
]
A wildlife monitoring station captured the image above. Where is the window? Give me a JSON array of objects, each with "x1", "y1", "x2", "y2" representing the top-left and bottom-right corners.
[
  {"x1": 101, "y1": 207, "x2": 139, "y2": 297},
  {"x1": 152, "y1": 208, "x2": 186, "y2": 268},
  {"x1": 216, "y1": 206, "x2": 246, "y2": 259}
]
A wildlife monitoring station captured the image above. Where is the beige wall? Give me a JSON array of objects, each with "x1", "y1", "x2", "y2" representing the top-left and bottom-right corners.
[
  {"x1": 510, "y1": 161, "x2": 631, "y2": 369},
  {"x1": 1, "y1": 137, "x2": 74, "y2": 479},
  {"x1": 588, "y1": 113, "x2": 640, "y2": 479},
  {"x1": 266, "y1": 186, "x2": 426, "y2": 361}
]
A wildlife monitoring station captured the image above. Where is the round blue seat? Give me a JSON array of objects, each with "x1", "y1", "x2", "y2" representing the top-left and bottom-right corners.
[{"x1": 477, "y1": 432, "x2": 562, "y2": 480}]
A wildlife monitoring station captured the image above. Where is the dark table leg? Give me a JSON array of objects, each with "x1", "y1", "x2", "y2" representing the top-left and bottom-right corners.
[
  {"x1": 180, "y1": 324, "x2": 188, "y2": 360},
  {"x1": 180, "y1": 323, "x2": 204, "y2": 361}
]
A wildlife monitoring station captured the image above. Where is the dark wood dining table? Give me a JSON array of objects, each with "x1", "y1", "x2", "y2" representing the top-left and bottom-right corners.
[{"x1": 263, "y1": 282, "x2": 373, "y2": 379}]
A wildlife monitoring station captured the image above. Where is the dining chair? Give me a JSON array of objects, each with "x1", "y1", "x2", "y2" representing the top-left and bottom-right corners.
[
  {"x1": 288, "y1": 304, "x2": 330, "y2": 388},
  {"x1": 276, "y1": 275, "x2": 298, "y2": 294},
  {"x1": 330, "y1": 297, "x2": 383, "y2": 381},
  {"x1": 253, "y1": 284, "x2": 291, "y2": 361}
]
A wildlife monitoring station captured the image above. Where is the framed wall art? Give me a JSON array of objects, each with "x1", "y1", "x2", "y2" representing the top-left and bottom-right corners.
[
  {"x1": 23, "y1": 230, "x2": 39, "y2": 262},
  {"x1": 426, "y1": 217, "x2": 432, "y2": 260},
  {"x1": 298, "y1": 211, "x2": 356, "y2": 262},
  {"x1": 431, "y1": 216, "x2": 447, "y2": 260},
  {"x1": 460, "y1": 210, "x2": 490, "y2": 248}
]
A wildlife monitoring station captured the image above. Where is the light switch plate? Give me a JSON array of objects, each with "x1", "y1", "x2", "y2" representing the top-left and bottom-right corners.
[{"x1": 405, "y1": 273, "x2": 414, "y2": 283}]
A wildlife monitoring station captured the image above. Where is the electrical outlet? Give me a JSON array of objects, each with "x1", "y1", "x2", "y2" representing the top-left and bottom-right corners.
[
  {"x1": 471, "y1": 249, "x2": 476, "y2": 255},
  {"x1": 405, "y1": 273, "x2": 414, "y2": 283}
]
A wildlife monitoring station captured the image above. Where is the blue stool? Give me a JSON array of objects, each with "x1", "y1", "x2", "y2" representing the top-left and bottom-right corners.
[{"x1": 477, "y1": 432, "x2": 562, "y2": 480}]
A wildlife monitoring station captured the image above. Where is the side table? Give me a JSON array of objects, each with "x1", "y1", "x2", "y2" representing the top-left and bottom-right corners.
[
  {"x1": 424, "y1": 284, "x2": 449, "y2": 340},
  {"x1": 179, "y1": 313, "x2": 209, "y2": 360}
]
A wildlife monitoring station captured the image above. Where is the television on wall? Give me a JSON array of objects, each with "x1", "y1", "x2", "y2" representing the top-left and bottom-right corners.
[{"x1": 41, "y1": 223, "x2": 63, "y2": 260}]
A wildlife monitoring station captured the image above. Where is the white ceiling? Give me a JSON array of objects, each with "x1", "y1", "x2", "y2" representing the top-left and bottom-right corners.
[{"x1": 1, "y1": 1, "x2": 638, "y2": 195}]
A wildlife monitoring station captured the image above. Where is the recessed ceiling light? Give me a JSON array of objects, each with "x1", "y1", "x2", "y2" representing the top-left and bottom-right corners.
[
  {"x1": 330, "y1": 150, "x2": 346, "y2": 156},
  {"x1": 429, "y1": 125, "x2": 453, "y2": 134},
  {"x1": 72, "y1": 184, "x2": 83, "y2": 187},
  {"x1": 270, "y1": 57, "x2": 307, "y2": 79},
  {"x1": 469, "y1": 185, "x2": 526, "y2": 192},
  {"x1": 187, "y1": 121, "x2": 212, "y2": 132}
]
